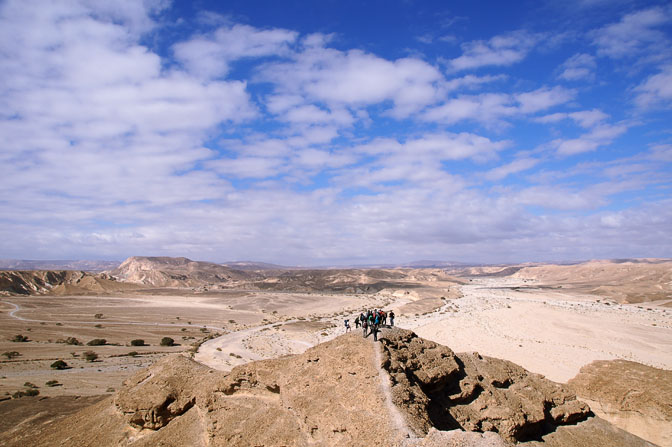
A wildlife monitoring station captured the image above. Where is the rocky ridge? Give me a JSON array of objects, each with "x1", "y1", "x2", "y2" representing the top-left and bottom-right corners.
[{"x1": 0, "y1": 329, "x2": 655, "y2": 447}]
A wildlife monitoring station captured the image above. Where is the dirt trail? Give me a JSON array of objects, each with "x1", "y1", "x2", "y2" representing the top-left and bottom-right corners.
[{"x1": 374, "y1": 333, "x2": 417, "y2": 440}]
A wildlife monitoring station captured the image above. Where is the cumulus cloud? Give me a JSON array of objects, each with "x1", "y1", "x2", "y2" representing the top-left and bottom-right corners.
[
  {"x1": 448, "y1": 31, "x2": 539, "y2": 71},
  {"x1": 557, "y1": 53, "x2": 596, "y2": 81},
  {"x1": 591, "y1": 6, "x2": 671, "y2": 59},
  {"x1": 422, "y1": 86, "x2": 575, "y2": 125},
  {"x1": 259, "y1": 42, "x2": 443, "y2": 118},
  {"x1": 634, "y1": 65, "x2": 672, "y2": 107},
  {"x1": 552, "y1": 123, "x2": 628, "y2": 156},
  {"x1": 173, "y1": 24, "x2": 298, "y2": 79}
]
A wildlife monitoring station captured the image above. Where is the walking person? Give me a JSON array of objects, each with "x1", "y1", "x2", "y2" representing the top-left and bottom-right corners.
[
  {"x1": 344, "y1": 319, "x2": 351, "y2": 332},
  {"x1": 389, "y1": 310, "x2": 395, "y2": 327},
  {"x1": 362, "y1": 318, "x2": 368, "y2": 337}
]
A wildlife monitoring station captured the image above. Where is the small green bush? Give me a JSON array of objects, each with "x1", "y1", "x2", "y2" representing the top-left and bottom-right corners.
[
  {"x1": 130, "y1": 339, "x2": 145, "y2": 346},
  {"x1": 51, "y1": 360, "x2": 68, "y2": 370},
  {"x1": 127, "y1": 351, "x2": 138, "y2": 357},
  {"x1": 86, "y1": 339, "x2": 106, "y2": 346},
  {"x1": 94, "y1": 313, "x2": 104, "y2": 319},
  {"x1": 45, "y1": 380, "x2": 60, "y2": 387},
  {"x1": 83, "y1": 351, "x2": 98, "y2": 362},
  {"x1": 11, "y1": 335, "x2": 28, "y2": 342},
  {"x1": 60, "y1": 337, "x2": 81, "y2": 345},
  {"x1": 23, "y1": 382, "x2": 38, "y2": 388},
  {"x1": 160, "y1": 337, "x2": 175, "y2": 347}
]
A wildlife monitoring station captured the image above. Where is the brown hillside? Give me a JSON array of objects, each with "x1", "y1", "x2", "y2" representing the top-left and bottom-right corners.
[{"x1": 0, "y1": 270, "x2": 138, "y2": 296}]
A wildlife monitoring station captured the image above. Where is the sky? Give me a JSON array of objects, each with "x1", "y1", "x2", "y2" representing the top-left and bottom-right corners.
[{"x1": 1, "y1": 0, "x2": 671, "y2": 266}]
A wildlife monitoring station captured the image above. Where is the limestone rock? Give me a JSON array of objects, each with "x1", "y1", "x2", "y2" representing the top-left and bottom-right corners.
[
  {"x1": 568, "y1": 359, "x2": 672, "y2": 446},
  {"x1": 380, "y1": 329, "x2": 591, "y2": 443}
]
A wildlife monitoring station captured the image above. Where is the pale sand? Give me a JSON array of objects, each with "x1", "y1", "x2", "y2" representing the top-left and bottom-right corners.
[
  {"x1": 195, "y1": 277, "x2": 672, "y2": 384},
  {"x1": 408, "y1": 278, "x2": 672, "y2": 383}
]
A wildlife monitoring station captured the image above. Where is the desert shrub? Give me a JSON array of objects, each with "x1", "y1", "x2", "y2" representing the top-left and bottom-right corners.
[
  {"x1": 45, "y1": 380, "x2": 60, "y2": 387},
  {"x1": 228, "y1": 319, "x2": 236, "y2": 324},
  {"x1": 216, "y1": 347, "x2": 222, "y2": 351},
  {"x1": 83, "y1": 351, "x2": 98, "y2": 362},
  {"x1": 199, "y1": 328, "x2": 208, "y2": 333},
  {"x1": 23, "y1": 382, "x2": 38, "y2": 388},
  {"x1": 180, "y1": 328, "x2": 186, "y2": 332},
  {"x1": 55, "y1": 322, "x2": 62, "y2": 326},
  {"x1": 11, "y1": 335, "x2": 28, "y2": 342},
  {"x1": 60, "y1": 337, "x2": 81, "y2": 345},
  {"x1": 2, "y1": 351, "x2": 20, "y2": 359},
  {"x1": 12, "y1": 389, "x2": 39, "y2": 398},
  {"x1": 51, "y1": 360, "x2": 68, "y2": 370},
  {"x1": 127, "y1": 351, "x2": 138, "y2": 357},
  {"x1": 94, "y1": 324, "x2": 103, "y2": 328},
  {"x1": 106, "y1": 387, "x2": 115, "y2": 393},
  {"x1": 160, "y1": 337, "x2": 175, "y2": 347},
  {"x1": 86, "y1": 339, "x2": 106, "y2": 346},
  {"x1": 130, "y1": 339, "x2": 145, "y2": 346},
  {"x1": 94, "y1": 313, "x2": 104, "y2": 319}
]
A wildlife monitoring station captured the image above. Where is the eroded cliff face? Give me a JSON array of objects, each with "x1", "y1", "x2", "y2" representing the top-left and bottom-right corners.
[{"x1": 1, "y1": 330, "x2": 658, "y2": 447}]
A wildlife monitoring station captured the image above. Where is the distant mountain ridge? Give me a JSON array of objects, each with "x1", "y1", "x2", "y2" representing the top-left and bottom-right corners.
[{"x1": 0, "y1": 259, "x2": 120, "y2": 272}]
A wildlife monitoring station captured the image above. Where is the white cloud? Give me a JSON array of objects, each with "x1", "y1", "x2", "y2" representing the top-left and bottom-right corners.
[
  {"x1": 591, "y1": 6, "x2": 671, "y2": 59},
  {"x1": 634, "y1": 65, "x2": 672, "y2": 107},
  {"x1": 552, "y1": 123, "x2": 628, "y2": 156},
  {"x1": 535, "y1": 109, "x2": 608, "y2": 128},
  {"x1": 557, "y1": 53, "x2": 596, "y2": 81},
  {"x1": 448, "y1": 31, "x2": 539, "y2": 71},
  {"x1": 422, "y1": 86, "x2": 575, "y2": 125},
  {"x1": 485, "y1": 158, "x2": 540, "y2": 181},
  {"x1": 259, "y1": 43, "x2": 443, "y2": 118},
  {"x1": 173, "y1": 24, "x2": 297, "y2": 79}
]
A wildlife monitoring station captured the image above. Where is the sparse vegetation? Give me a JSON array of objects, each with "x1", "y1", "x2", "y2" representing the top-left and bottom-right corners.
[
  {"x1": 228, "y1": 319, "x2": 236, "y2": 323},
  {"x1": 87, "y1": 338, "x2": 107, "y2": 346},
  {"x1": 95, "y1": 324, "x2": 103, "y2": 328},
  {"x1": 11, "y1": 334, "x2": 29, "y2": 342},
  {"x1": 181, "y1": 328, "x2": 187, "y2": 331},
  {"x1": 83, "y1": 351, "x2": 98, "y2": 362},
  {"x1": 127, "y1": 351, "x2": 138, "y2": 357},
  {"x1": 51, "y1": 360, "x2": 68, "y2": 370},
  {"x1": 12, "y1": 389, "x2": 39, "y2": 398},
  {"x1": 130, "y1": 339, "x2": 145, "y2": 346},
  {"x1": 2, "y1": 351, "x2": 20, "y2": 359},
  {"x1": 57, "y1": 337, "x2": 82, "y2": 345},
  {"x1": 45, "y1": 380, "x2": 60, "y2": 387},
  {"x1": 229, "y1": 353, "x2": 243, "y2": 359},
  {"x1": 24, "y1": 381, "x2": 38, "y2": 388},
  {"x1": 94, "y1": 313, "x2": 104, "y2": 319},
  {"x1": 160, "y1": 337, "x2": 175, "y2": 347}
]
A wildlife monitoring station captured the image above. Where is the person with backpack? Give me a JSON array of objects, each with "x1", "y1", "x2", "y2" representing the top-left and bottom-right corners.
[
  {"x1": 344, "y1": 319, "x2": 351, "y2": 332},
  {"x1": 389, "y1": 310, "x2": 395, "y2": 327},
  {"x1": 362, "y1": 317, "x2": 368, "y2": 337}
]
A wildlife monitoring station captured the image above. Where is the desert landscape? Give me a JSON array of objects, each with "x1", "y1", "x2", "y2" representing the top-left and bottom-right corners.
[{"x1": 0, "y1": 256, "x2": 670, "y2": 446}]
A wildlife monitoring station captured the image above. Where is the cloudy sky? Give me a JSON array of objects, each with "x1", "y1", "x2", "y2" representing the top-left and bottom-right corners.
[{"x1": 1, "y1": 0, "x2": 671, "y2": 265}]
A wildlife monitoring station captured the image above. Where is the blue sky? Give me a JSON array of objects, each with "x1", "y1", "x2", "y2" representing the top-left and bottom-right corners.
[{"x1": 1, "y1": 0, "x2": 671, "y2": 265}]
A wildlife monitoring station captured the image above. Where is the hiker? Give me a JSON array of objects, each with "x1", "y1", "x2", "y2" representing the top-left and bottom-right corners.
[
  {"x1": 389, "y1": 310, "x2": 395, "y2": 326},
  {"x1": 362, "y1": 318, "x2": 368, "y2": 337},
  {"x1": 344, "y1": 319, "x2": 351, "y2": 332},
  {"x1": 354, "y1": 316, "x2": 361, "y2": 328},
  {"x1": 372, "y1": 319, "x2": 379, "y2": 341},
  {"x1": 381, "y1": 310, "x2": 386, "y2": 326}
]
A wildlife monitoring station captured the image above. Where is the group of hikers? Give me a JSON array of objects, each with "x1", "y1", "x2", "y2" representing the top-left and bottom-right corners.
[{"x1": 344, "y1": 309, "x2": 395, "y2": 341}]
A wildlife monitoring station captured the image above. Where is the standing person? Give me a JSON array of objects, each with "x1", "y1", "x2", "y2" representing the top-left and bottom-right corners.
[
  {"x1": 362, "y1": 318, "x2": 368, "y2": 337},
  {"x1": 354, "y1": 315, "x2": 361, "y2": 328},
  {"x1": 389, "y1": 311, "x2": 395, "y2": 327},
  {"x1": 344, "y1": 319, "x2": 351, "y2": 332},
  {"x1": 381, "y1": 310, "x2": 387, "y2": 326}
]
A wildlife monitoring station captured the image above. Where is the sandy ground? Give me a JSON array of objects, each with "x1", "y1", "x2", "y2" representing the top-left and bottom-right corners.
[
  {"x1": 2, "y1": 276, "x2": 670, "y2": 403},
  {"x1": 195, "y1": 277, "x2": 672, "y2": 385}
]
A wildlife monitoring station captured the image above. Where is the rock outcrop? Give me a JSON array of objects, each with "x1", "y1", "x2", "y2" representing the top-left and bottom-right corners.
[
  {"x1": 2, "y1": 331, "x2": 656, "y2": 446},
  {"x1": 379, "y1": 330, "x2": 591, "y2": 443},
  {"x1": 0, "y1": 270, "x2": 135, "y2": 296},
  {"x1": 568, "y1": 359, "x2": 672, "y2": 446}
]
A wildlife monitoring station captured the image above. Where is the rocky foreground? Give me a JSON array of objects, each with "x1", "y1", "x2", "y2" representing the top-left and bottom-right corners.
[{"x1": 1, "y1": 329, "x2": 657, "y2": 446}]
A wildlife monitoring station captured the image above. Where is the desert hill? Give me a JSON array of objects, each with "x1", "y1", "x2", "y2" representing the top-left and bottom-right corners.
[
  {"x1": 1, "y1": 329, "x2": 653, "y2": 447},
  {"x1": 109, "y1": 256, "x2": 255, "y2": 288},
  {"x1": 0, "y1": 270, "x2": 138, "y2": 296},
  {"x1": 511, "y1": 259, "x2": 672, "y2": 303}
]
